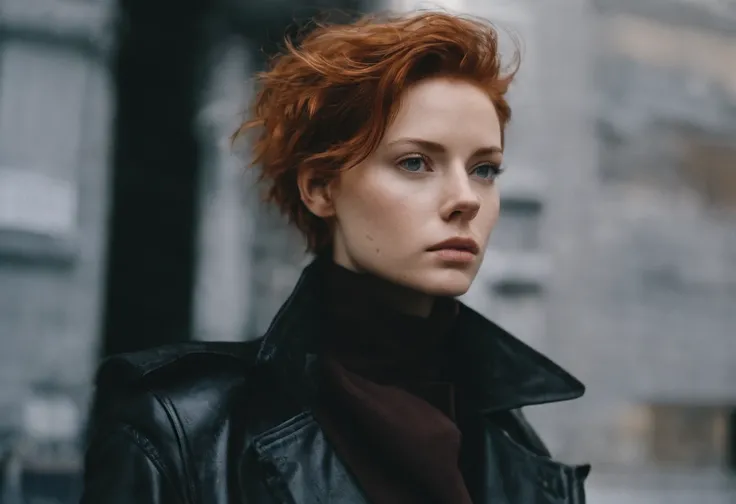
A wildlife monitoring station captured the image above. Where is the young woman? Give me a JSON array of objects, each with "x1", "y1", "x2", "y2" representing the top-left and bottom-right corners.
[{"x1": 81, "y1": 10, "x2": 590, "y2": 504}]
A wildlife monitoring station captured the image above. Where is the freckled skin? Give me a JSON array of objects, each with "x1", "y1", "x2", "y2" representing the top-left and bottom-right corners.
[{"x1": 327, "y1": 77, "x2": 503, "y2": 313}]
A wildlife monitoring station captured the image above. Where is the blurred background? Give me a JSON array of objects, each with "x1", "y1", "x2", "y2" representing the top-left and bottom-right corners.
[{"x1": 0, "y1": 0, "x2": 734, "y2": 502}]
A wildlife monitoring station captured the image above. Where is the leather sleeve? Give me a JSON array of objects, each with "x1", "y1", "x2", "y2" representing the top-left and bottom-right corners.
[
  {"x1": 80, "y1": 370, "x2": 193, "y2": 504},
  {"x1": 80, "y1": 423, "x2": 184, "y2": 504},
  {"x1": 80, "y1": 344, "x2": 258, "y2": 504}
]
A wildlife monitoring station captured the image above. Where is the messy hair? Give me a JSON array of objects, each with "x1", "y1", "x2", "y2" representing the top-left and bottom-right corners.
[{"x1": 234, "y1": 10, "x2": 520, "y2": 252}]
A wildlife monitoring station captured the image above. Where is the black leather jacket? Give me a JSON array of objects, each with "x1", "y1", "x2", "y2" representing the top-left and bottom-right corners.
[{"x1": 80, "y1": 257, "x2": 590, "y2": 504}]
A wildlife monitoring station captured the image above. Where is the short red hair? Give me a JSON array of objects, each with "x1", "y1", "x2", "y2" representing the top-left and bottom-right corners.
[{"x1": 235, "y1": 10, "x2": 519, "y2": 252}]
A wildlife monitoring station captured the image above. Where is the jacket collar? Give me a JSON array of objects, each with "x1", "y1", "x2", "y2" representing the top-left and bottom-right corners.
[{"x1": 255, "y1": 255, "x2": 585, "y2": 412}]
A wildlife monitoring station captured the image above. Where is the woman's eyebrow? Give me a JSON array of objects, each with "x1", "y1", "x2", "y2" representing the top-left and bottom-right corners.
[{"x1": 386, "y1": 137, "x2": 503, "y2": 157}]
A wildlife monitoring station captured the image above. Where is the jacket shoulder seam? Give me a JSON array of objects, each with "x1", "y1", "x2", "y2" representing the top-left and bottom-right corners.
[
  {"x1": 96, "y1": 342, "x2": 260, "y2": 390},
  {"x1": 135, "y1": 347, "x2": 256, "y2": 380}
]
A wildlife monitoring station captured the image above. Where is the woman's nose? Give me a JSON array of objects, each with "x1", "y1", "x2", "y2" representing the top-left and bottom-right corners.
[{"x1": 439, "y1": 169, "x2": 481, "y2": 222}]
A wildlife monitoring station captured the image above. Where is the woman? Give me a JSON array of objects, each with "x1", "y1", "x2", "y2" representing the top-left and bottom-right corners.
[{"x1": 81, "y1": 9, "x2": 590, "y2": 504}]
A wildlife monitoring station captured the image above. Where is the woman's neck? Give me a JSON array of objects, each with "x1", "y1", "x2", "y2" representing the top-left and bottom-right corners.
[
  {"x1": 331, "y1": 255, "x2": 435, "y2": 318},
  {"x1": 367, "y1": 278, "x2": 434, "y2": 318}
]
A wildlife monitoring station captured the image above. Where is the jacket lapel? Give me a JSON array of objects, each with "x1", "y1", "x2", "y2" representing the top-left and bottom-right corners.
[
  {"x1": 255, "y1": 255, "x2": 585, "y2": 413},
  {"x1": 250, "y1": 411, "x2": 371, "y2": 504}
]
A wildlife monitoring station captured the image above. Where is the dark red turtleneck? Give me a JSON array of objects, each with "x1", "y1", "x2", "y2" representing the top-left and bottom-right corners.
[{"x1": 311, "y1": 262, "x2": 473, "y2": 504}]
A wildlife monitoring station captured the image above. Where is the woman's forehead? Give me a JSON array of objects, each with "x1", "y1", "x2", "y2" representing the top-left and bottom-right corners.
[{"x1": 382, "y1": 78, "x2": 502, "y2": 149}]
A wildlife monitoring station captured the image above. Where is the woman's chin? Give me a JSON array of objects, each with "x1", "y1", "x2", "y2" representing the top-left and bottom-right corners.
[{"x1": 410, "y1": 268, "x2": 476, "y2": 298}]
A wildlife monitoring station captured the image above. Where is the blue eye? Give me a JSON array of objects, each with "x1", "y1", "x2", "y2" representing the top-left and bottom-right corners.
[
  {"x1": 472, "y1": 163, "x2": 503, "y2": 180},
  {"x1": 398, "y1": 156, "x2": 428, "y2": 173}
]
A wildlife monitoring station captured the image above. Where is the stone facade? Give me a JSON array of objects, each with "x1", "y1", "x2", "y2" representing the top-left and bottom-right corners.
[
  {"x1": 0, "y1": 0, "x2": 114, "y2": 433},
  {"x1": 0, "y1": 0, "x2": 115, "y2": 500}
]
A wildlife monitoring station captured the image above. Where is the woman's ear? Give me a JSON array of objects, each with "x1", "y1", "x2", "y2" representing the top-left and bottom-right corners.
[{"x1": 297, "y1": 168, "x2": 336, "y2": 218}]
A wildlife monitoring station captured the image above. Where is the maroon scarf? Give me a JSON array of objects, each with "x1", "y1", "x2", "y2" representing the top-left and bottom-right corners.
[{"x1": 312, "y1": 263, "x2": 473, "y2": 504}]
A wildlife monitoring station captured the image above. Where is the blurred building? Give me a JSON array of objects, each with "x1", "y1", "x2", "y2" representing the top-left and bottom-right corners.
[
  {"x1": 0, "y1": 0, "x2": 115, "y2": 500},
  {"x1": 572, "y1": 0, "x2": 736, "y2": 501}
]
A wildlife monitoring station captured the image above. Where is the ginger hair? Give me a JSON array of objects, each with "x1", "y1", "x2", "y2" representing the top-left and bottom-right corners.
[{"x1": 234, "y1": 10, "x2": 519, "y2": 252}]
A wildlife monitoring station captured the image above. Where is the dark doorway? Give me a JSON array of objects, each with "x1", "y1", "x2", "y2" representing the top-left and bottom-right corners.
[{"x1": 100, "y1": 0, "x2": 212, "y2": 358}]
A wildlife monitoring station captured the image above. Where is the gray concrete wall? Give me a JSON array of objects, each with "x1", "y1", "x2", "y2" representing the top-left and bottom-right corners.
[{"x1": 0, "y1": 0, "x2": 115, "y2": 432}]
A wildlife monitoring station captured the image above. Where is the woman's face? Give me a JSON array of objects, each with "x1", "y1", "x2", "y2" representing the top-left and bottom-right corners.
[{"x1": 303, "y1": 77, "x2": 503, "y2": 306}]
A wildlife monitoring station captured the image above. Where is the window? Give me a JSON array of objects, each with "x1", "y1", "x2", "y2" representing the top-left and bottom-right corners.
[
  {"x1": 645, "y1": 403, "x2": 735, "y2": 470},
  {"x1": 0, "y1": 42, "x2": 89, "y2": 177},
  {"x1": 678, "y1": 133, "x2": 736, "y2": 209},
  {"x1": 484, "y1": 194, "x2": 546, "y2": 300},
  {"x1": 0, "y1": 41, "x2": 90, "y2": 262},
  {"x1": 492, "y1": 198, "x2": 543, "y2": 251},
  {"x1": 729, "y1": 410, "x2": 736, "y2": 470}
]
